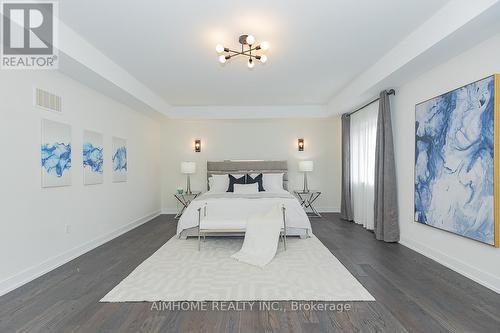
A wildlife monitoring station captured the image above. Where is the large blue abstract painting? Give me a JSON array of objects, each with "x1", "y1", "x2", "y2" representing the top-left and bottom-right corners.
[
  {"x1": 415, "y1": 75, "x2": 498, "y2": 246},
  {"x1": 41, "y1": 119, "x2": 72, "y2": 187},
  {"x1": 112, "y1": 137, "x2": 127, "y2": 182},
  {"x1": 83, "y1": 130, "x2": 104, "y2": 185}
]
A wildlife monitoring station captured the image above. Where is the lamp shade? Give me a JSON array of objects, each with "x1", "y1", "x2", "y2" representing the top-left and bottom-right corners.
[
  {"x1": 181, "y1": 162, "x2": 196, "y2": 174},
  {"x1": 299, "y1": 160, "x2": 313, "y2": 172}
]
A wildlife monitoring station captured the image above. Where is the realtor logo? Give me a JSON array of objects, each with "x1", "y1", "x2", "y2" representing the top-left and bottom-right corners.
[{"x1": 1, "y1": 1, "x2": 58, "y2": 69}]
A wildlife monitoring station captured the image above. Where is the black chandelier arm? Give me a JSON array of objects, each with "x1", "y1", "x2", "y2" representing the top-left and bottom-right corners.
[
  {"x1": 224, "y1": 49, "x2": 261, "y2": 59},
  {"x1": 224, "y1": 43, "x2": 262, "y2": 55},
  {"x1": 248, "y1": 45, "x2": 263, "y2": 52},
  {"x1": 226, "y1": 49, "x2": 244, "y2": 55}
]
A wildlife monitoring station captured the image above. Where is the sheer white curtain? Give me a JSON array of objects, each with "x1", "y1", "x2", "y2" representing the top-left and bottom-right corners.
[{"x1": 350, "y1": 101, "x2": 378, "y2": 230}]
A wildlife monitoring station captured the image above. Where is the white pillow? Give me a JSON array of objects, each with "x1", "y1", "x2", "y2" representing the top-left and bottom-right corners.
[
  {"x1": 233, "y1": 183, "x2": 259, "y2": 194},
  {"x1": 209, "y1": 174, "x2": 244, "y2": 192},
  {"x1": 252, "y1": 173, "x2": 284, "y2": 192}
]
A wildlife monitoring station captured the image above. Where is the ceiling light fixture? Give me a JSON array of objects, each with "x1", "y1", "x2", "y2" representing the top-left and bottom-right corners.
[{"x1": 215, "y1": 34, "x2": 269, "y2": 68}]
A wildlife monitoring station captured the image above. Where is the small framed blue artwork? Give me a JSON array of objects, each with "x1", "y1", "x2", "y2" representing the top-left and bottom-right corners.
[
  {"x1": 415, "y1": 75, "x2": 499, "y2": 247},
  {"x1": 112, "y1": 136, "x2": 127, "y2": 182},
  {"x1": 41, "y1": 119, "x2": 72, "y2": 187},
  {"x1": 83, "y1": 130, "x2": 104, "y2": 185}
]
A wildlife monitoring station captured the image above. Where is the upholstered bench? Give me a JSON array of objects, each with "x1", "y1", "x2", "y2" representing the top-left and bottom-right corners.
[{"x1": 196, "y1": 205, "x2": 287, "y2": 251}]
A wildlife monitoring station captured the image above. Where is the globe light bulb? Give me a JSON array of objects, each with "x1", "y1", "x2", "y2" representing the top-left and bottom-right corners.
[
  {"x1": 246, "y1": 35, "x2": 255, "y2": 45},
  {"x1": 259, "y1": 55, "x2": 268, "y2": 63},
  {"x1": 215, "y1": 44, "x2": 224, "y2": 53},
  {"x1": 218, "y1": 55, "x2": 227, "y2": 64},
  {"x1": 260, "y1": 41, "x2": 269, "y2": 51},
  {"x1": 247, "y1": 59, "x2": 255, "y2": 69}
]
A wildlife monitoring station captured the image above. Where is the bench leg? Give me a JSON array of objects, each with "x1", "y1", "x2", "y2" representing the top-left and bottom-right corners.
[
  {"x1": 282, "y1": 205, "x2": 287, "y2": 251},
  {"x1": 197, "y1": 207, "x2": 201, "y2": 251}
]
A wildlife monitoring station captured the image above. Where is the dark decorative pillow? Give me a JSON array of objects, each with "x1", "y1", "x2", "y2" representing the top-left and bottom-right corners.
[
  {"x1": 246, "y1": 173, "x2": 265, "y2": 192},
  {"x1": 227, "y1": 174, "x2": 246, "y2": 192}
]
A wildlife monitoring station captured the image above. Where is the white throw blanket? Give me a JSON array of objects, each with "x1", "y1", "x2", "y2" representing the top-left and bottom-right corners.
[{"x1": 231, "y1": 204, "x2": 284, "y2": 267}]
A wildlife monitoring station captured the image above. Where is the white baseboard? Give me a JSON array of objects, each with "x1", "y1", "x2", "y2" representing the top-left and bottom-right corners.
[
  {"x1": 0, "y1": 210, "x2": 161, "y2": 297},
  {"x1": 316, "y1": 207, "x2": 340, "y2": 213},
  {"x1": 400, "y1": 237, "x2": 500, "y2": 294},
  {"x1": 162, "y1": 208, "x2": 178, "y2": 215}
]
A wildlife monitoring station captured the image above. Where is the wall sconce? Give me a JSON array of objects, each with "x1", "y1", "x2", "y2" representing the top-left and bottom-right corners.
[
  {"x1": 298, "y1": 138, "x2": 304, "y2": 151},
  {"x1": 194, "y1": 139, "x2": 201, "y2": 152}
]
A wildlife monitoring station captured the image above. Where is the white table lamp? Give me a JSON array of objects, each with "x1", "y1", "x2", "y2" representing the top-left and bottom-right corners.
[
  {"x1": 181, "y1": 162, "x2": 196, "y2": 194},
  {"x1": 299, "y1": 160, "x2": 313, "y2": 193}
]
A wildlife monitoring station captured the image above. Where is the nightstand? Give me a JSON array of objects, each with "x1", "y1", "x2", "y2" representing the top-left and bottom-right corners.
[
  {"x1": 293, "y1": 190, "x2": 322, "y2": 218},
  {"x1": 174, "y1": 191, "x2": 201, "y2": 219}
]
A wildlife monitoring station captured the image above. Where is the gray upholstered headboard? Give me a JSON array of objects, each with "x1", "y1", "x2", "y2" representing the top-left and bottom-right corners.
[{"x1": 207, "y1": 160, "x2": 288, "y2": 190}]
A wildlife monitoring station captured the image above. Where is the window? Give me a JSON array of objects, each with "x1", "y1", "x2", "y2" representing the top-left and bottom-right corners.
[{"x1": 350, "y1": 101, "x2": 378, "y2": 229}]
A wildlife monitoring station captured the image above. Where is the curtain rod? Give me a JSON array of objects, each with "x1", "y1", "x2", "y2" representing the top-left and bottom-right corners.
[{"x1": 346, "y1": 89, "x2": 396, "y2": 117}]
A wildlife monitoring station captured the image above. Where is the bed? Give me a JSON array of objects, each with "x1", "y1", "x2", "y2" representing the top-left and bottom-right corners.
[{"x1": 177, "y1": 160, "x2": 312, "y2": 239}]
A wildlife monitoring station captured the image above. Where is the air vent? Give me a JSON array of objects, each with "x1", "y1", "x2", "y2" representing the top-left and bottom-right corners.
[{"x1": 34, "y1": 88, "x2": 62, "y2": 113}]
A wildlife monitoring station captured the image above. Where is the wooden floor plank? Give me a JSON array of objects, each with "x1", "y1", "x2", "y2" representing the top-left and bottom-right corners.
[
  {"x1": 359, "y1": 265, "x2": 451, "y2": 333},
  {"x1": 0, "y1": 213, "x2": 499, "y2": 332}
]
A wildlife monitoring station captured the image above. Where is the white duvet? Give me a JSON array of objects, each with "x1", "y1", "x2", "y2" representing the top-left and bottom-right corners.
[{"x1": 176, "y1": 191, "x2": 312, "y2": 236}]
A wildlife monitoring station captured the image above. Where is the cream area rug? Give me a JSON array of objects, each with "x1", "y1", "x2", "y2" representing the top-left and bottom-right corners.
[{"x1": 101, "y1": 235, "x2": 375, "y2": 302}]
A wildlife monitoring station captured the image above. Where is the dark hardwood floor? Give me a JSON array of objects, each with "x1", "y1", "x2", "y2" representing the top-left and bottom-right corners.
[{"x1": 1, "y1": 213, "x2": 500, "y2": 332}]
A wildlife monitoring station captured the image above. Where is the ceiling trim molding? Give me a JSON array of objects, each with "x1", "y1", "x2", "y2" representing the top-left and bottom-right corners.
[
  {"x1": 57, "y1": 20, "x2": 172, "y2": 117},
  {"x1": 327, "y1": 0, "x2": 500, "y2": 115},
  {"x1": 169, "y1": 105, "x2": 328, "y2": 119}
]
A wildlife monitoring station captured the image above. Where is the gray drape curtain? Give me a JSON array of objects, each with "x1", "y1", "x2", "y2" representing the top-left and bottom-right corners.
[
  {"x1": 373, "y1": 91, "x2": 399, "y2": 242},
  {"x1": 340, "y1": 114, "x2": 353, "y2": 221}
]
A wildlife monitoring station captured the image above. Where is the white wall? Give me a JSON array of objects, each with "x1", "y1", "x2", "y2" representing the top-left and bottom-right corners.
[
  {"x1": 392, "y1": 32, "x2": 500, "y2": 293},
  {"x1": 0, "y1": 70, "x2": 162, "y2": 296},
  {"x1": 161, "y1": 118, "x2": 341, "y2": 213}
]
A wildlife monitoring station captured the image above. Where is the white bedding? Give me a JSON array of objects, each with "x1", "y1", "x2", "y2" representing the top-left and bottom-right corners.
[{"x1": 176, "y1": 191, "x2": 312, "y2": 236}]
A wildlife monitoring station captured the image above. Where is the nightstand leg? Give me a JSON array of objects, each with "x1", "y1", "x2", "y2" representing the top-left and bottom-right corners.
[
  {"x1": 308, "y1": 203, "x2": 322, "y2": 218},
  {"x1": 305, "y1": 192, "x2": 322, "y2": 218},
  {"x1": 174, "y1": 205, "x2": 187, "y2": 219}
]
